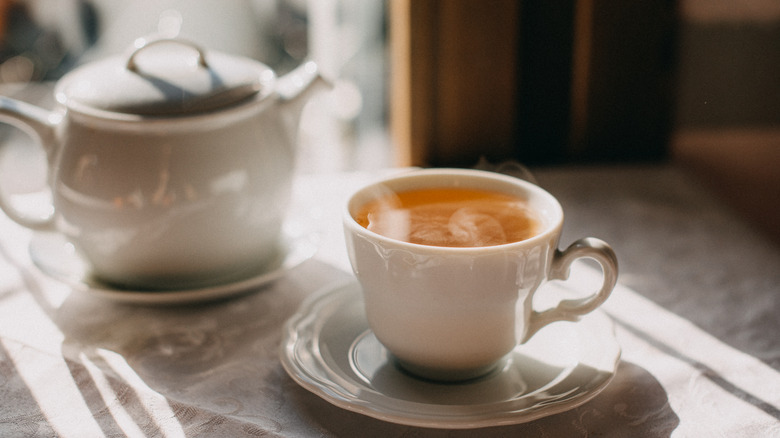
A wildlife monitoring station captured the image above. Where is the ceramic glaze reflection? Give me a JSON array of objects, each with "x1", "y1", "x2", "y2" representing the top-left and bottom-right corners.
[
  {"x1": 51, "y1": 120, "x2": 293, "y2": 289},
  {"x1": 351, "y1": 227, "x2": 554, "y2": 380}
]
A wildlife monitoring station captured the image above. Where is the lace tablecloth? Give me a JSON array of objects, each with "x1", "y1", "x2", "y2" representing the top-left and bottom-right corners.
[{"x1": 1, "y1": 167, "x2": 779, "y2": 437}]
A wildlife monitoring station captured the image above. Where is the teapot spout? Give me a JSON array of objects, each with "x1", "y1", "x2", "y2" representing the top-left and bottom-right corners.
[{"x1": 276, "y1": 60, "x2": 332, "y2": 125}]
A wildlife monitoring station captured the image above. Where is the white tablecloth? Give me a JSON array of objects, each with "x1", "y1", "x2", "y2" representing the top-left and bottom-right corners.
[{"x1": 1, "y1": 168, "x2": 779, "y2": 437}]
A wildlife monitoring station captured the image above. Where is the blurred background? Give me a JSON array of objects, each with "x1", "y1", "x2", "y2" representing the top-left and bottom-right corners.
[{"x1": 0, "y1": 0, "x2": 778, "y2": 242}]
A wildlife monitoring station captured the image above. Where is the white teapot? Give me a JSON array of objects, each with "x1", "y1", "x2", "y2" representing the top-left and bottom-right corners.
[{"x1": 0, "y1": 38, "x2": 329, "y2": 289}]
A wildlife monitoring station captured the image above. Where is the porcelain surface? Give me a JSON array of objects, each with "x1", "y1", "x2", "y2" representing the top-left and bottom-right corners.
[
  {"x1": 28, "y1": 224, "x2": 318, "y2": 305},
  {"x1": 280, "y1": 281, "x2": 621, "y2": 429}
]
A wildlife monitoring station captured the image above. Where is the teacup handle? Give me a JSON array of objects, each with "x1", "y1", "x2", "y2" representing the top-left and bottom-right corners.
[
  {"x1": 0, "y1": 97, "x2": 58, "y2": 231},
  {"x1": 522, "y1": 237, "x2": 618, "y2": 342}
]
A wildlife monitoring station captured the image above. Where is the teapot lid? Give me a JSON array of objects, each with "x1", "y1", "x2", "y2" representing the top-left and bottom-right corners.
[{"x1": 56, "y1": 38, "x2": 276, "y2": 116}]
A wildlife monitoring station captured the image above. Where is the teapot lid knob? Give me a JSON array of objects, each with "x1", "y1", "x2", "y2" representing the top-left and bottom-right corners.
[
  {"x1": 126, "y1": 37, "x2": 209, "y2": 72},
  {"x1": 56, "y1": 38, "x2": 277, "y2": 117}
]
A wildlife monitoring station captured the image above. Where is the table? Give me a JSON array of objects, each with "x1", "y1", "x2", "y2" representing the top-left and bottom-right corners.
[{"x1": 1, "y1": 162, "x2": 779, "y2": 437}]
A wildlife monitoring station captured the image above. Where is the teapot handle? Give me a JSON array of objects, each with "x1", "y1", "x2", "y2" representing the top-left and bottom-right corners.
[
  {"x1": 126, "y1": 37, "x2": 209, "y2": 72},
  {"x1": 0, "y1": 97, "x2": 59, "y2": 231}
]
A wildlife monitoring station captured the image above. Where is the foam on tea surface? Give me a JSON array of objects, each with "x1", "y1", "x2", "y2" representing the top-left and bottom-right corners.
[{"x1": 354, "y1": 188, "x2": 539, "y2": 247}]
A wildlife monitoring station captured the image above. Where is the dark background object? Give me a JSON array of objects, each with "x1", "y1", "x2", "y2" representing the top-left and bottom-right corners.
[{"x1": 391, "y1": 0, "x2": 679, "y2": 167}]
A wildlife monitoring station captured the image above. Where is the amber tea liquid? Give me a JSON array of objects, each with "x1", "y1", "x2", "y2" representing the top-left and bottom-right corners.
[{"x1": 354, "y1": 187, "x2": 539, "y2": 247}]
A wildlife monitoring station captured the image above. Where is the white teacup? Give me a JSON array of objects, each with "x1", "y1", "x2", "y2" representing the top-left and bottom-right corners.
[{"x1": 344, "y1": 168, "x2": 618, "y2": 381}]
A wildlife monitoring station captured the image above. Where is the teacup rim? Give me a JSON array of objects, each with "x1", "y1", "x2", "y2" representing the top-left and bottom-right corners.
[{"x1": 344, "y1": 168, "x2": 564, "y2": 252}]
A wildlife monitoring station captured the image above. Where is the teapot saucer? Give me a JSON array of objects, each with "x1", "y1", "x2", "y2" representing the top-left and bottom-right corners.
[
  {"x1": 280, "y1": 281, "x2": 621, "y2": 429},
  {"x1": 28, "y1": 225, "x2": 318, "y2": 305}
]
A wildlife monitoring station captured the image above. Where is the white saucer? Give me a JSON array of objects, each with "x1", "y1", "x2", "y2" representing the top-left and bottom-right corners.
[
  {"x1": 28, "y1": 225, "x2": 318, "y2": 305},
  {"x1": 281, "y1": 282, "x2": 621, "y2": 429}
]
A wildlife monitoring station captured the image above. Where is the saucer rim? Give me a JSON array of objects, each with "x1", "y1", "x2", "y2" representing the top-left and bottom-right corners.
[
  {"x1": 29, "y1": 226, "x2": 319, "y2": 305},
  {"x1": 280, "y1": 281, "x2": 621, "y2": 429}
]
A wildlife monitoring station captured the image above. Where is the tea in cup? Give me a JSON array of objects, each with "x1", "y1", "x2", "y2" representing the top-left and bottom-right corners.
[{"x1": 344, "y1": 168, "x2": 618, "y2": 381}]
